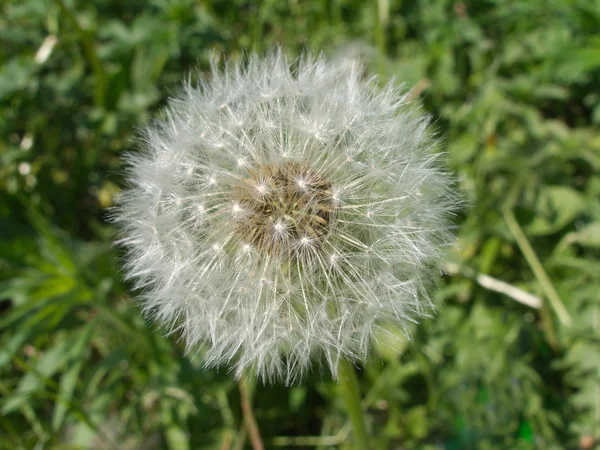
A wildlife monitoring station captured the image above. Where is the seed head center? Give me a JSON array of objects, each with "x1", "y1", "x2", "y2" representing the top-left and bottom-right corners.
[{"x1": 232, "y1": 162, "x2": 334, "y2": 256}]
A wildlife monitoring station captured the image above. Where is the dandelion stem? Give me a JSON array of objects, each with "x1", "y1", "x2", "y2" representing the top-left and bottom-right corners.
[
  {"x1": 238, "y1": 375, "x2": 264, "y2": 450},
  {"x1": 338, "y1": 359, "x2": 370, "y2": 450}
]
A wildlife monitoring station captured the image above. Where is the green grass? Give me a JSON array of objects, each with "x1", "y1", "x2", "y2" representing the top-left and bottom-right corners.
[{"x1": 1, "y1": 0, "x2": 599, "y2": 448}]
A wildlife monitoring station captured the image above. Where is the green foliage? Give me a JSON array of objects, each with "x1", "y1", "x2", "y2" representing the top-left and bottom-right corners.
[{"x1": 1, "y1": 0, "x2": 599, "y2": 448}]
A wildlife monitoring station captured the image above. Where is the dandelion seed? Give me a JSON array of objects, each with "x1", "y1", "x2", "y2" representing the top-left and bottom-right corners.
[{"x1": 112, "y1": 50, "x2": 457, "y2": 384}]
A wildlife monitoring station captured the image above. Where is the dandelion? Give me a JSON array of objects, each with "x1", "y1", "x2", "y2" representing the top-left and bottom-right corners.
[{"x1": 113, "y1": 50, "x2": 457, "y2": 385}]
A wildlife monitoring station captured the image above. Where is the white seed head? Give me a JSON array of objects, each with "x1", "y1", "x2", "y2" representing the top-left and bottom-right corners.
[{"x1": 112, "y1": 50, "x2": 458, "y2": 384}]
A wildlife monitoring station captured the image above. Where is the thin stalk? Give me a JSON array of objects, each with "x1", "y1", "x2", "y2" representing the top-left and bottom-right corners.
[
  {"x1": 338, "y1": 359, "x2": 370, "y2": 450},
  {"x1": 238, "y1": 374, "x2": 264, "y2": 450},
  {"x1": 503, "y1": 209, "x2": 572, "y2": 326},
  {"x1": 232, "y1": 423, "x2": 247, "y2": 450},
  {"x1": 375, "y1": 0, "x2": 389, "y2": 56},
  {"x1": 217, "y1": 388, "x2": 236, "y2": 450},
  {"x1": 55, "y1": 0, "x2": 106, "y2": 107}
]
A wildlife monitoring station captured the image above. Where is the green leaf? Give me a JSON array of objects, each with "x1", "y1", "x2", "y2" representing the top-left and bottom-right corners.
[
  {"x1": 51, "y1": 359, "x2": 84, "y2": 432},
  {"x1": 526, "y1": 186, "x2": 586, "y2": 235},
  {"x1": 162, "y1": 400, "x2": 191, "y2": 450},
  {"x1": 556, "y1": 222, "x2": 600, "y2": 252},
  {"x1": 51, "y1": 322, "x2": 96, "y2": 431},
  {"x1": 165, "y1": 423, "x2": 190, "y2": 450},
  {"x1": 2, "y1": 323, "x2": 95, "y2": 415},
  {"x1": 2, "y1": 338, "x2": 72, "y2": 414},
  {"x1": 0, "y1": 326, "x2": 34, "y2": 369}
]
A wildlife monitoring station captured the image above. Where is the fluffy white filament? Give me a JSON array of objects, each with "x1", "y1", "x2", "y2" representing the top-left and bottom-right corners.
[{"x1": 113, "y1": 50, "x2": 456, "y2": 384}]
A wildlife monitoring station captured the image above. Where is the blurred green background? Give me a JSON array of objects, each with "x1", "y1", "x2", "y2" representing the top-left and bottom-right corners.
[{"x1": 1, "y1": 0, "x2": 600, "y2": 448}]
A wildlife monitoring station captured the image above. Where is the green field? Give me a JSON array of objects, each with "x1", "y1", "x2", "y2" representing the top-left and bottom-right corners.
[{"x1": 1, "y1": 0, "x2": 599, "y2": 448}]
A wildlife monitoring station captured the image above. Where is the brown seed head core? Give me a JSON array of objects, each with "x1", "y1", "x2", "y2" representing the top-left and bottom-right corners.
[{"x1": 232, "y1": 162, "x2": 335, "y2": 256}]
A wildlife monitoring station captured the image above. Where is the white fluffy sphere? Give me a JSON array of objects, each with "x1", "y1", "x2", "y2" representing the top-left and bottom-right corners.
[{"x1": 113, "y1": 50, "x2": 456, "y2": 383}]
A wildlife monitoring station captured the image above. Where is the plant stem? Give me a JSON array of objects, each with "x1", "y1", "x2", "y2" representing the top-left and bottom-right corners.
[
  {"x1": 503, "y1": 209, "x2": 572, "y2": 326},
  {"x1": 55, "y1": 0, "x2": 106, "y2": 107},
  {"x1": 374, "y1": 0, "x2": 389, "y2": 56},
  {"x1": 217, "y1": 388, "x2": 236, "y2": 450},
  {"x1": 338, "y1": 359, "x2": 370, "y2": 450},
  {"x1": 238, "y1": 374, "x2": 264, "y2": 450}
]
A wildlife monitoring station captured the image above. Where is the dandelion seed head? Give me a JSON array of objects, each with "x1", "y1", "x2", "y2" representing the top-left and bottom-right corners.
[{"x1": 112, "y1": 50, "x2": 458, "y2": 384}]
